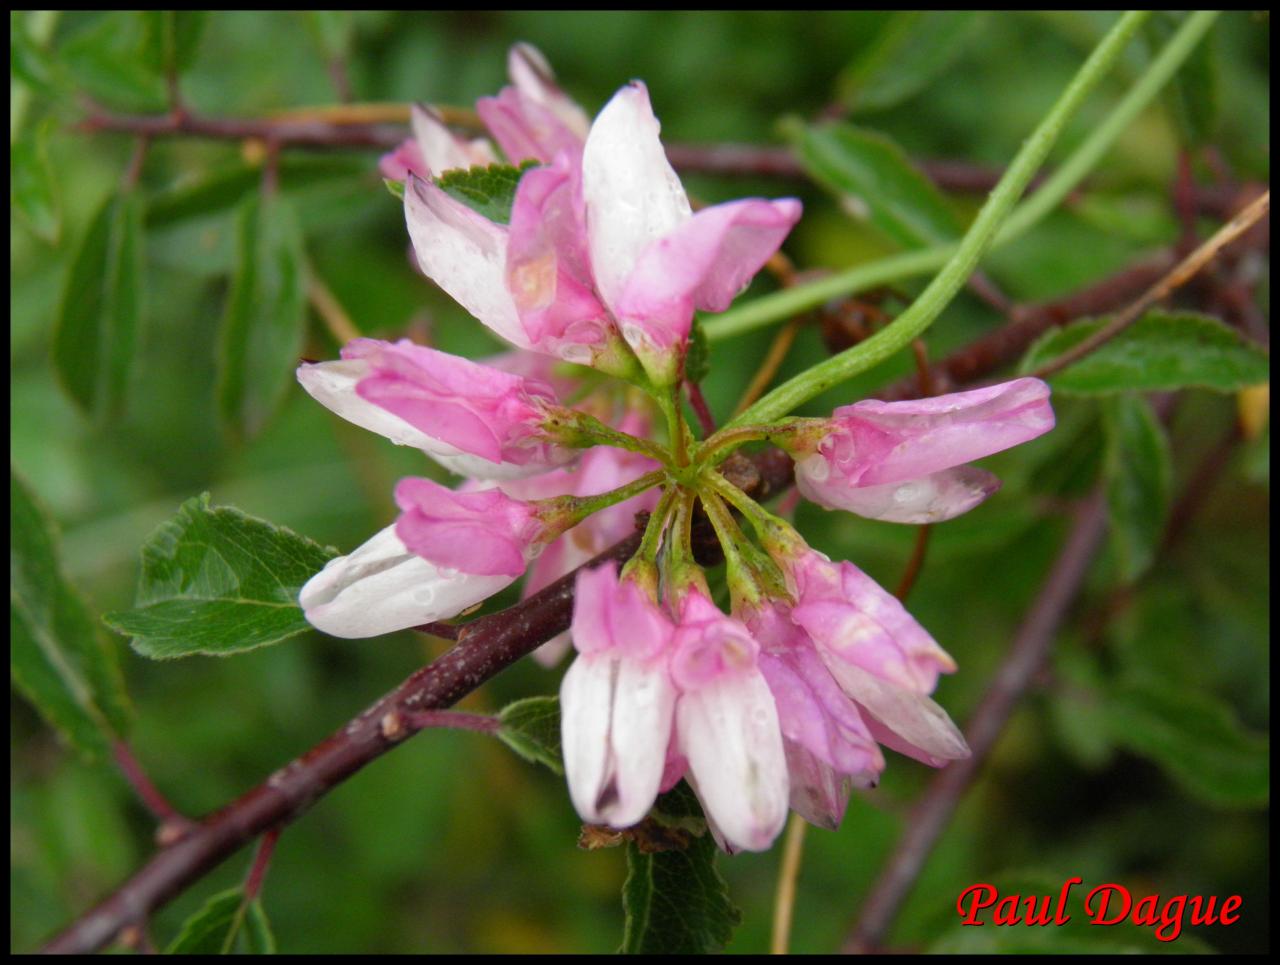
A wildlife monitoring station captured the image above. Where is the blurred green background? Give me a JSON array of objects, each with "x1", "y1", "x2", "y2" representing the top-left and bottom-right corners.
[{"x1": 10, "y1": 10, "x2": 1269, "y2": 954}]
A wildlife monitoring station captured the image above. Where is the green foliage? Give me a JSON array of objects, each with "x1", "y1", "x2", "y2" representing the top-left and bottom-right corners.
[
  {"x1": 11, "y1": 469, "x2": 131, "y2": 758},
  {"x1": 497, "y1": 696, "x2": 563, "y2": 774},
  {"x1": 104, "y1": 494, "x2": 337, "y2": 659},
  {"x1": 303, "y1": 11, "x2": 354, "y2": 62},
  {"x1": 435, "y1": 162, "x2": 537, "y2": 224},
  {"x1": 620, "y1": 811, "x2": 740, "y2": 954},
  {"x1": 837, "y1": 11, "x2": 985, "y2": 112},
  {"x1": 140, "y1": 11, "x2": 207, "y2": 78},
  {"x1": 1147, "y1": 12, "x2": 1219, "y2": 147},
  {"x1": 10, "y1": 117, "x2": 61, "y2": 244},
  {"x1": 60, "y1": 12, "x2": 167, "y2": 111},
  {"x1": 1105, "y1": 676, "x2": 1269, "y2": 809},
  {"x1": 52, "y1": 191, "x2": 145, "y2": 422},
  {"x1": 217, "y1": 193, "x2": 308, "y2": 440},
  {"x1": 793, "y1": 121, "x2": 959, "y2": 248},
  {"x1": 10, "y1": 10, "x2": 60, "y2": 95},
  {"x1": 1101, "y1": 395, "x2": 1172, "y2": 582},
  {"x1": 684, "y1": 317, "x2": 711, "y2": 384},
  {"x1": 166, "y1": 888, "x2": 276, "y2": 954},
  {"x1": 1021, "y1": 311, "x2": 1271, "y2": 395}
]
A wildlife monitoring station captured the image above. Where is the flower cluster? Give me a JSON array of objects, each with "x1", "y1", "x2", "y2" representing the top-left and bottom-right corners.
[{"x1": 297, "y1": 45, "x2": 1055, "y2": 852}]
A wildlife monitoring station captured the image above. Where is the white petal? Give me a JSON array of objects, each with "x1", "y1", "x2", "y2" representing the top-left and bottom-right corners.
[
  {"x1": 404, "y1": 177, "x2": 529, "y2": 349},
  {"x1": 607, "y1": 660, "x2": 678, "y2": 826},
  {"x1": 818, "y1": 656, "x2": 970, "y2": 762},
  {"x1": 581, "y1": 83, "x2": 691, "y2": 317},
  {"x1": 411, "y1": 103, "x2": 496, "y2": 174},
  {"x1": 799, "y1": 465, "x2": 1001, "y2": 524},
  {"x1": 677, "y1": 674, "x2": 789, "y2": 852},
  {"x1": 299, "y1": 524, "x2": 513, "y2": 638},
  {"x1": 560, "y1": 656, "x2": 675, "y2": 827}
]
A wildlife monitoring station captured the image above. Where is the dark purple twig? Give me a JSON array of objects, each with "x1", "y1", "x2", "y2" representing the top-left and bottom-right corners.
[{"x1": 844, "y1": 488, "x2": 1109, "y2": 953}]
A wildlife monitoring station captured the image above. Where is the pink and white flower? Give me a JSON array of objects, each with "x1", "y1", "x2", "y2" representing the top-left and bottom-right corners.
[
  {"x1": 667, "y1": 589, "x2": 790, "y2": 851},
  {"x1": 404, "y1": 78, "x2": 801, "y2": 380},
  {"x1": 560, "y1": 562, "x2": 678, "y2": 827},
  {"x1": 780, "y1": 547, "x2": 969, "y2": 768},
  {"x1": 297, "y1": 338, "x2": 573, "y2": 480},
  {"x1": 300, "y1": 476, "x2": 552, "y2": 639},
  {"x1": 477, "y1": 42, "x2": 590, "y2": 165},
  {"x1": 790, "y1": 378, "x2": 1055, "y2": 523},
  {"x1": 379, "y1": 103, "x2": 499, "y2": 182}
]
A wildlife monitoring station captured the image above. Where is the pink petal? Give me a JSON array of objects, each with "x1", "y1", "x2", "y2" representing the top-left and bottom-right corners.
[
  {"x1": 825, "y1": 378, "x2": 1055, "y2": 488},
  {"x1": 506, "y1": 155, "x2": 613, "y2": 360},
  {"x1": 581, "y1": 82, "x2": 692, "y2": 320},
  {"x1": 507, "y1": 43, "x2": 590, "y2": 140},
  {"x1": 354, "y1": 339, "x2": 558, "y2": 468},
  {"x1": 478, "y1": 87, "x2": 586, "y2": 166},
  {"x1": 821, "y1": 658, "x2": 970, "y2": 763},
  {"x1": 403, "y1": 176, "x2": 530, "y2": 349},
  {"x1": 797, "y1": 464, "x2": 1002, "y2": 524},
  {"x1": 783, "y1": 740, "x2": 855, "y2": 831},
  {"x1": 613, "y1": 198, "x2": 801, "y2": 355},
  {"x1": 379, "y1": 138, "x2": 427, "y2": 181},
  {"x1": 394, "y1": 477, "x2": 538, "y2": 577}
]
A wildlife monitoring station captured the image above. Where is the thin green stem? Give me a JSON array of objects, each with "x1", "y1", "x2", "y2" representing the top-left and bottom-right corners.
[
  {"x1": 694, "y1": 418, "x2": 820, "y2": 469},
  {"x1": 699, "y1": 491, "x2": 762, "y2": 608},
  {"x1": 545, "y1": 408, "x2": 672, "y2": 466},
  {"x1": 704, "y1": 10, "x2": 1214, "y2": 351},
  {"x1": 538, "y1": 470, "x2": 665, "y2": 537},
  {"x1": 726, "y1": 10, "x2": 1152, "y2": 428},
  {"x1": 658, "y1": 388, "x2": 690, "y2": 466},
  {"x1": 633, "y1": 485, "x2": 676, "y2": 565}
]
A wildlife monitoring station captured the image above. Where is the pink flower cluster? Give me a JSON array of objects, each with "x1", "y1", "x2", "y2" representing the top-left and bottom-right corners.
[
  {"x1": 559, "y1": 382, "x2": 1053, "y2": 851},
  {"x1": 296, "y1": 43, "x2": 1057, "y2": 852}
]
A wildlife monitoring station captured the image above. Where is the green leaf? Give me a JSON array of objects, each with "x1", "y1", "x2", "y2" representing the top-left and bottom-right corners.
[
  {"x1": 383, "y1": 177, "x2": 405, "y2": 201},
  {"x1": 1020, "y1": 311, "x2": 1271, "y2": 395},
  {"x1": 684, "y1": 317, "x2": 711, "y2": 384},
  {"x1": 140, "y1": 11, "x2": 207, "y2": 76},
  {"x1": 792, "y1": 122, "x2": 959, "y2": 249},
  {"x1": 10, "y1": 10, "x2": 60, "y2": 96},
  {"x1": 435, "y1": 162, "x2": 537, "y2": 224},
  {"x1": 52, "y1": 191, "x2": 146, "y2": 421},
  {"x1": 217, "y1": 193, "x2": 308, "y2": 440},
  {"x1": 166, "y1": 887, "x2": 276, "y2": 954},
  {"x1": 61, "y1": 11, "x2": 167, "y2": 111},
  {"x1": 303, "y1": 11, "x2": 354, "y2": 60},
  {"x1": 11, "y1": 468, "x2": 131, "y2": 758},
  {"x1": 1101, "y1": 395, "x2": 1172, "y2": 582},
  {"x1": 497, "y1": 696, "x2": 563, "y2": 773},
  {"x1": 146, "y1": 157, "x2": 370, "y2": 228},
  {"x1": 620, "y1": 801, "x2": 741, "y2": 955},
  {"x1": 10, "y1": 116, "x2": 61, "y2": 243},
  {"x1": 1147, "y1": 12, "x2": 1218, "y2": 147},
  {"x1": 104, "y1": 494, "x2": 338, "y2": 659},
  {"x1": 837, "y1": 11, "x2": 985, "y2": 112},
  {"x1": 1105, "y1": 676, "x2": 1269, "y2": 808}
]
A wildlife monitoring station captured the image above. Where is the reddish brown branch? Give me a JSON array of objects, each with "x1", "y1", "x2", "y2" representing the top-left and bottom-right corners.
[
  {"x1": 843, "y1": 487, "x2": 1109, "y2": 953},
  {"x1": 39, "y1": 455, "x2": 793, "y2": 955}
]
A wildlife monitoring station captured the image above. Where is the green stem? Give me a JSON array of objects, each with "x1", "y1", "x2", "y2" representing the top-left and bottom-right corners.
[
  {"x1": 704, "y1": 10, "x2": 1214, "y2": 351},
  {"x1": 694, "y1": 417, "x2": 820, "y2": 469},
  {"x1": 633, "y1": 485, "x2": 676, "y2": 565},
  {"x1": 726, "y1": 10, "x2": 1152, "y2": 429},
  {"x1": 658, "y1": 387, "x2": 690, "y2": 466},
  {"x1": 538, "y1": 470, "x2": 665, "y2": 537},
  {"x1": 544, "y1": 408, "x2": 672, "y2": 466},
  {"x1": 699, "y1": 491, "x2": 762, "y2": 608}
]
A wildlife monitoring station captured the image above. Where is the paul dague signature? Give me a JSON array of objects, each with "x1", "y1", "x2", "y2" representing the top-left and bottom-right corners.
[{"x1": 957, "y1": 878, "x2": 1242, "y2": 942}]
